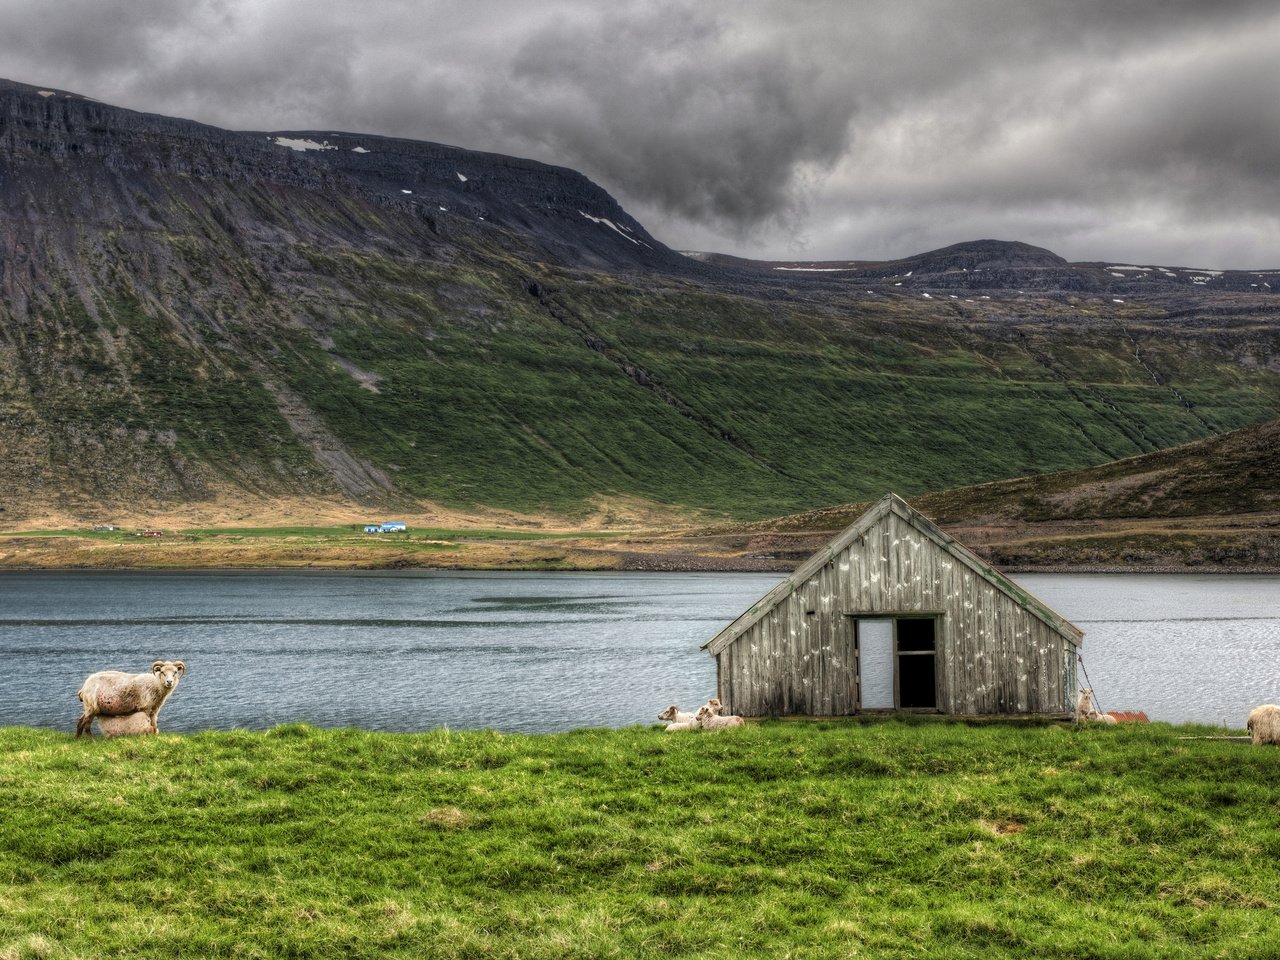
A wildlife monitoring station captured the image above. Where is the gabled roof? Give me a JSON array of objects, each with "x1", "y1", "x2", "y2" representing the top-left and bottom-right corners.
[{"x1": 704, "y1": 492, "x2": 1083, "y2": 657}]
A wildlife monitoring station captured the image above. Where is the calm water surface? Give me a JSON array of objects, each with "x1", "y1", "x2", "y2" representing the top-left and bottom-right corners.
[
  {"x1": 1018, "y1": 573, "x2": 1280, "y2": 727},
  {"x1": 1, "y1": 571, "x2": 1276, "y2": 732}
]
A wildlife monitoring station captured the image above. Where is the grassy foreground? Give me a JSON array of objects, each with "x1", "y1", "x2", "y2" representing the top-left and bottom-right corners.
[{"x1": 2, "y1": 721, "x2": 1278, "y2": 959}]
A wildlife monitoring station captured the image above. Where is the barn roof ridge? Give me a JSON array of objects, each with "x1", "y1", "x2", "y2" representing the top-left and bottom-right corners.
[{"x1": 703, "y1": 492, "x2": 1082, "y2": 657}]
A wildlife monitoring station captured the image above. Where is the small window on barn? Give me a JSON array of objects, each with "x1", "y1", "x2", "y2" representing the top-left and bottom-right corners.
[{"x1": 896, "y1": 618, "x2": 937, "y2": 709}]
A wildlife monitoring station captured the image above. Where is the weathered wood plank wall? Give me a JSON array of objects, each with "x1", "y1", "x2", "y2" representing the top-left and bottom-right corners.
[{"x1": 717, "y1": 507, "x2": 1078, "y2": 716}]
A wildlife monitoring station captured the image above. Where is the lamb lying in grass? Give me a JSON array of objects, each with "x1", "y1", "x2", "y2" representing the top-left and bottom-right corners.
[
  {"x1": 661, "y1": 698, "x2": 723, "y2": 731},
  {"x1": 658, "y1": 705, "x2": 696, "y2": 725},
  {"x1": 694, "y1": 704, "x2": 744, "y2": 731},
  {"x1": 659, "y1": 698, "x2": 723, "y2": 726},
  {"x1": 662, "y1": 719, "x2": 698, "y2": 732}
]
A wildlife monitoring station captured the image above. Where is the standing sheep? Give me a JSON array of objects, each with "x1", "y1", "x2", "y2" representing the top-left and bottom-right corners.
[
  {"x1": 1247, "y1": 704, "x2": 1280, "y2": 745},
  {"x1": 1074, "y1": 687, "x2": 1116, "y2": 723},
  {"x1": 76, "y1": 660, "x2": 186, "y2": 737},
  {"x1": 1074, "y1": 687, "x2": 1097, "y2": 722}
]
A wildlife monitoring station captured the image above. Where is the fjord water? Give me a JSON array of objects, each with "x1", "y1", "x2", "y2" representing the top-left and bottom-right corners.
[{"x1": 1, "y1": 571, "x2": 1277, "y2": 732}]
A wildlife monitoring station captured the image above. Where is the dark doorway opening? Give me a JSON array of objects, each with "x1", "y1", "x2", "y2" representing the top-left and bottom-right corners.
[{"x1": 896, "y1": 618, "x2": 937, "y2": 709}]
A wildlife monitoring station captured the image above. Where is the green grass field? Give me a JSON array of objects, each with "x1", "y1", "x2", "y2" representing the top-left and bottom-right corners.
[{"x1": 2, "y1": 721, "x2": 1277, "y2": 958}]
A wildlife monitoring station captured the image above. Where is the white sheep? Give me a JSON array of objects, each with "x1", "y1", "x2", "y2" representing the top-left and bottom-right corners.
[
  {"x1": 76, "y1": 660, "x2": 186, "y2": 737},
  {"x1": 663, "y1": 720, "x2": 698, "y2": 732},
  {"x1": 694, "y1": 704, "x2": 744, "y2": 731},
  {"x1": 1074, "y1": 687, "x2": 1096, "y2": 722},
  {"x1": 1074, "y1": 687, "x2": 1115, "y2": 724},
  {"x1": 96, "y1": 712, "x2": 155, "y2": 737},
  {"x1": 1247, "y1": 704, "x2": 1280, "y2": 745},
  {"x1": 658, "y1": 698, "x2": 723, "y2": 726}
]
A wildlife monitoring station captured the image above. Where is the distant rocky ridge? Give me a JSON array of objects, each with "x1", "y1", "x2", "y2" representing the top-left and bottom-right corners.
[{"x1": 686, "y1": 239, "x2": 1280, "y2": 295}]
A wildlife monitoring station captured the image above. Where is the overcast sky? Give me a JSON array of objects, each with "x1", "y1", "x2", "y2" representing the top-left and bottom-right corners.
[{"x1": 6, "y1": 0, "x2": 1279, "y2": 266}]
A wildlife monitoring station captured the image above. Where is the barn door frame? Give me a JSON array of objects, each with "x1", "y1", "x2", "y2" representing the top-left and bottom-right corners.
[{"x1": 850, "y1": 613, "x2": 943, "y2": 713}]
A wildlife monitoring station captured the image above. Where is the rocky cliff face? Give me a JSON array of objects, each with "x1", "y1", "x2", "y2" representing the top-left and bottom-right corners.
[{"x1": 0, "y1": 78, "x2": 688, "y2": 274}]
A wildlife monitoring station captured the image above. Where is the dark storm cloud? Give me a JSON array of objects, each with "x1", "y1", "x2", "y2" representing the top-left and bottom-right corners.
[{"x1": 3, "y1": 0, "x2": 1278, "y2": 265}]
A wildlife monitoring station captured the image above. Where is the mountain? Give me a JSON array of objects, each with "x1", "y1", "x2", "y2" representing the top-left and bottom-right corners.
[
  {"x1": 0, "y1": 79, "x2": 696, "y2": 274},
  {"x1": 2, "y1": 78, "x2": 1280, "y2": 525}
]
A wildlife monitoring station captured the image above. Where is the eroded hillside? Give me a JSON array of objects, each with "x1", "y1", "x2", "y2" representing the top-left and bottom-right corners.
[{"x1": 2, "y1": 79, "x2": 1280, "y2": 525}]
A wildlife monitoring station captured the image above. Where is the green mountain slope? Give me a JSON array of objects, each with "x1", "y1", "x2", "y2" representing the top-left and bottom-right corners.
[
  {"x1": 3, "y1": 79, "x2": 1280, "y2": 523},
  {"x1": 919, "y1": 416, "x2": 1280, "y2": 523},
  {"x1": 747, "y1": 417, "x2": 1280, "y2": 533}
]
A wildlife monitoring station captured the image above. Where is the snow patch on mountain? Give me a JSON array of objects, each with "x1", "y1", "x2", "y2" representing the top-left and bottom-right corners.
[
  {"x1": 773, "y1": 266, "x2": 854, "y2": 272},
  {"x1": 272, "y1": 137, "x2": 336, "y2": 152},
  {"x1": 579, "y1": 210, "x2": 642, "y2": 246}
]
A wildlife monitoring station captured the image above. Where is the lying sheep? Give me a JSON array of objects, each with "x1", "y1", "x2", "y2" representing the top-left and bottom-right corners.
[
  {"x1": 1247, "y1": 704, "x2": 1280, "y2": 745},
  {"x1": 663, "y1": 719, "x2": 698, "y2": 733},
  {"x1": 694, "y1": 704, "x2": 744, "y2": 731},
  {"x1": 76, "y1": 660, "x2": 186, "y2": 737},
  {"x1": 659, "y1": 698, "x2": 723, "y2": 727},
  {"x1": 658, "y1": 705, "x2": 696, "y2": 724}
]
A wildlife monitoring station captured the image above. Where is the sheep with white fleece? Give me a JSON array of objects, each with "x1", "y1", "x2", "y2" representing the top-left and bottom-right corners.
[
  {"x1": 1075, "y1": 687, "x2": 1120, "y2": 724},
  {"x1": 658, "y1": 705, "x2": 696, "y2": 725},
  {"x1": 694, "y1": 704, "x2": 744, "y2": 731},
  {"x1": 1247, "y1": 704, "x2": 1280, "y2": 745},
  {"x1": 659, "y1": 698, "x2": 722, "y2": 730},
  {"x1": 76, "y1": 660, "x2": 186, "y2": 737}
]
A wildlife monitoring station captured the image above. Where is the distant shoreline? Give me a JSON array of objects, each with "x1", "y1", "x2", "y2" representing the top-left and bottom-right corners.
[
  {"x1": 3, "y1": 520, "x2": 1278, "y2": 575},
  {"x1": 1, "y1": 559, "x2": 1278, "y2": 576}
]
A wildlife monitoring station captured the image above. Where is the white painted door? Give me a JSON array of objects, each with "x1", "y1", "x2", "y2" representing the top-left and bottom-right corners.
[{"x1": 858, "y1": 619, "x2": 895, "y2": 709}]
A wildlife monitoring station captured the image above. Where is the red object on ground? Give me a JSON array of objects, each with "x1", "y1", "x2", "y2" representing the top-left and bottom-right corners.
[{"x1": 1105, "y1": 711, "x2": 1150, "y2": 723}]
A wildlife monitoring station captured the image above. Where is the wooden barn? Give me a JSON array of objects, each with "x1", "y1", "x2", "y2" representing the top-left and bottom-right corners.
[{"x1": 704, "y1": 493, "x2": 1083, "y2": 717}]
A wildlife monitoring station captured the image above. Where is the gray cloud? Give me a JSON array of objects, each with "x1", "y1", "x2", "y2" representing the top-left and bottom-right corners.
[{"x1": 3, "y1": 0, "x2": 1278, "y2": 266}]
